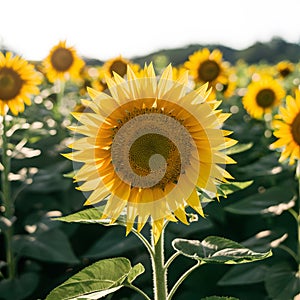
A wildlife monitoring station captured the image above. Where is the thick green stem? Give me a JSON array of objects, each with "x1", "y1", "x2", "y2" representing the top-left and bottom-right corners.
[
  {"x1": 151, "y1": 228, "x2": 167, "y2": 300},
  {"x1": 1, "y1": 115, "x2": 15, "y2": 279}
]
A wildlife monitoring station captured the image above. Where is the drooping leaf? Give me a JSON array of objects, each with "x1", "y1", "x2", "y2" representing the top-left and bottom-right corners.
[
  {"x1": 0, "y1": 272, "x2": 39, "y2": 300},
  {"x1": 172, "y1": 236, "x2": 272, "y2": 264},
  {"x1": 54, "y1": 206, "x2": 126, "y2": 227},
  {"x1": 265, "y1": 263, "x2": 300, "y2": 300},
  {"x1": 13, "y1": 228, "x2": 79, "y2": 264},
  {"x1": 218, "y1": 263, "x2": 268, "y2": 286},
  {"x1": 127, "y1": 263, "x2": 145, "y2": 283},
  {"x1": 224, "y1": 181, "x2": 296, "y2": 215},
  {"x1": 46, "y1": 258, "x2": 144, "y2": 300}
]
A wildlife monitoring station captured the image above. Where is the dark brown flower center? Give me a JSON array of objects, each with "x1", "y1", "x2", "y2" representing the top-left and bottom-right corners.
[
  {"x1": 50, "y1": 47, "x2": 74, "y2": 72},
  {"x1": 129, "y1": 133, "x2": 181, "y2": 189},
  {"x1": 256, "y1": 88, "x2": 275, "y2": 108},
  {"x1": 279, "y1": 68, "x2": 291, "y2": 78},
  {"x1": 0, "y1": 67, "x2": 23, "y2": 100},
  {"x1": 291, "y1": 113, "x2": 300, "y2": 145},
  {"x1": 198, "y1": 60, "x2": 220, "y2": 82},
  {"x1": 109, "y1": 60, "x2": 127, "y2": 77}
]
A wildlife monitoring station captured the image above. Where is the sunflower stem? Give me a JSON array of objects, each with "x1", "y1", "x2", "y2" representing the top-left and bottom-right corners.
[
  {"x1": 151, "y1": 227, "x2": 167, "y2": 300},
  {"x1": 296, "y1": 160, "x2": 300, "y2": 275},
  {"x1": 1, "y1": 115, "x2": 15, "y2": 279},
  {"x1": 132, "y1": 228, "x2": 155, "y2": 259}
]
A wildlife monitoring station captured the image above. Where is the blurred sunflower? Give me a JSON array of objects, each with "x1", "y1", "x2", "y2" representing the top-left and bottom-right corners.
[
  {"x1": 271, "y1": 90, "x2": 300, "y2": 165},
  {"x1": 242, "y1": 76, "x2": 285, "y2": 119},
  {"x1": 0, "y1": 52, "x2": 41, "y2": 115},
  {"x1": 184, "y1": 48, "x2": 228, "y2": 88},
  {"x1": 64, "y1": 64, "x2": 235, "y2": 243},
  {"x1": 276, "y1": 61, "x2": 294, "y2": 78},
  {"x1": 103, "y1": 55, "x2": 140, "y2": 78},
  {"x1": 43, "y1": 40, "x2": 85, "y2": 83}
]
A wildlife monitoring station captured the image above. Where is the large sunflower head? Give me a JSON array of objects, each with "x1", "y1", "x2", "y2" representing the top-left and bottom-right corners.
[
  {"x1": 242, "y1": 75, "x2": 286, "y2": 119},
  {"x1": 42, "y1": 40, "x2": 85, "y2": 83},
  {"x1": 184, "y1": 48, "x2": 229, "y2": 87},
  {"x1": 0, "y1": 52, "x2": 41, "y2": 116},
  {"x1": 271, "y1": 90, "x2": 300, "y2": 165},
  {"x1": 64, "y1": 64, "x2": 236, "y2": 243}
]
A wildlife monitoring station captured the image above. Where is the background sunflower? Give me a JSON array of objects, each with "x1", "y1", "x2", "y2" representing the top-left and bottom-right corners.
[
  {"x1": 271, "y1": 90, "x2": 300, "y2": 164},
  {"x1": 0, "y1": 52, "x2": 41, "y2": 115},
  {"x1": 42, "y1": 40, "x2": 85, "y2": 83},
  {"x1": 242, "y1": 75, "x2": 285, "y2": 119}
]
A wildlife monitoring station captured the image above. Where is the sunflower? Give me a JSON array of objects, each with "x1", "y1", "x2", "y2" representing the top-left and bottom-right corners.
[
  {"x1": 271, "y1": 90, "x2": 300, "y2": 165},
  {"x1": 64, "y1": 64, "x2": 236, "y2": 243},
  {"x1": 276, "y1": 61, "x2": 294, "y2": 78},
  {"x1": 103, "y1": 55, "x2": 140, "y2": 78},
  {"x1": 184, "y1": 48, "x2": 228, "y2": 88},
  {"x1": 43, "y1": 40, "x2": 85, "y2": 83},
  {"x1": 0, "y1": 52, "x2": 41, "y2": 116},
  {"x1": 242, "y1": 75, "x2": 286, "y2": 119}
]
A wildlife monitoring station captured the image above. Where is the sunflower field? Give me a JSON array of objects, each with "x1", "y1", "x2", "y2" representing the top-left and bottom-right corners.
[{"x1": 0, "y1": 41, "x2": 300, "y2": 300}]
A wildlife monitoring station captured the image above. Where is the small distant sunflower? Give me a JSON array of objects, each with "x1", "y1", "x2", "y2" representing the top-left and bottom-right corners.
[
  {"x1": 0, "y1": 52, "x2": 41, "y2": 115},
  {"x1": 64, "y1": 64, "x2": 236, "y2": 243},
  {"x1": 242, "y1": 76, "x2": 285, "y2": 119},
  {"x1": 103, "y1": 56, "x2": 140, "y2": 78},
  {"x1": 276, "y1": 61, "x2": 294, "y2": 78},
  {"x1": 271, "y1": 90, "x2": 300, "y2": 165},
  {"x1": 43, "y1": 40, "x2": 85, "y2": 83},
  {"x1": 184, "y1": 48, "x2": 228, "y2": 87}
]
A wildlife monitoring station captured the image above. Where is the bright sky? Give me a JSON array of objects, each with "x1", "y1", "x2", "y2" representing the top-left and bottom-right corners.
[{"x1": 1, "y1": 0, "x2": 300, "y2": 61}]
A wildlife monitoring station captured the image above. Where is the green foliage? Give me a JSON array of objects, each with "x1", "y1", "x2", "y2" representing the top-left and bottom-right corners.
[
  {"x1": 46, "y1": 258, "x2": 144, "y2": 300},
  {"x1": 172, "y1": 236, "x2": 272, "y2": 264}
]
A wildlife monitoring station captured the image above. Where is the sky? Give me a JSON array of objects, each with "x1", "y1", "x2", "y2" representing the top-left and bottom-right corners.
[{"x1": 1, "y1": 0, "x2": 300, "y2": 61}]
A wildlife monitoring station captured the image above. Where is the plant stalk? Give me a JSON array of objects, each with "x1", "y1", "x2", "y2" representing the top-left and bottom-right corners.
[
  {"x1": 151, "y1": 228, "x2": 168, "y2": 300},
  {"x1": 1, "y1": 115, "x2": 15, "y2": 279}
]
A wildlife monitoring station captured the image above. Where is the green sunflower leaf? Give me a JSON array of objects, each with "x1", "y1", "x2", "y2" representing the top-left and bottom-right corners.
[
  {"x1": 265, "y1": 263, "x2": 300, "y2": 300},
  {"x1": 172, "y1": 236, "x2": 272, "y2": 264},
  {"x1": 224, "y1": 182, "x2": 296, "y2": 215},
  {"x1": 0, "y1": 272, "x2": 39, "y2": 300},
  {"x1": 13, "y1": 229, "x2": 79, "y2": 264},
  {"x1": 46, "y1": 257, "x2": 144, "y2": 300},
  {"x1": 127, "y1": 263, "x2": 145, "y2": 283},
  {"x1": 218, "y1": 263, "x2": 268, "y2": 286},
  {"x1": 54, "y1": 206, "x2": 126, "y2": 227}
]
